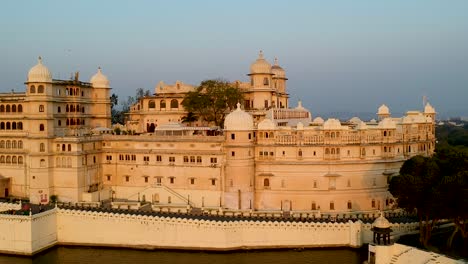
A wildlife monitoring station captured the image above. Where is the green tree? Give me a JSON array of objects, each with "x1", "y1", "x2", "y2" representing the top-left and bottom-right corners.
[
  {"x1": 181, "y1": 112, "x2": 199, "y2": 126},
  {"x1": 389, "y1": 155, "x2": 443, "y2": 247},
  {"x1": 182, "y1": 79, "x2": 244, "y2": 127}
]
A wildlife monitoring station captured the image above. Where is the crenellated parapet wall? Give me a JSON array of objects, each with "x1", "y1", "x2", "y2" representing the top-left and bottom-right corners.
[{"x1": 0, "y1": 203, "x2": 421, "y2": 255}]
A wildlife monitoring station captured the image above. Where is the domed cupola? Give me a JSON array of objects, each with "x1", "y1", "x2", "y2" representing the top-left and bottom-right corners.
[
  {"x1": 224, "y1": 103, "x2": 254, "y2": 131},
  {"x1": 249, "y1": 50, "x2": 272, "y2": 75},
  {"x1": 90, "y1": 67, "x2": 110, "y2": 88},
  {"x1": 424, "y1": 102, "x2": 436, "y2": 114},
  {"x1": 27, "y1": 56, "x2": 52, "y2": 83},
  {"x1": 271, "y1": 58, "x2": 286, "y2": 79}
]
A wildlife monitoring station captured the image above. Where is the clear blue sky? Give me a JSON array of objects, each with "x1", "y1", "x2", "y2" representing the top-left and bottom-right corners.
[{"x1": 2, "y1": 0, "x2": 468, "y2": 118}]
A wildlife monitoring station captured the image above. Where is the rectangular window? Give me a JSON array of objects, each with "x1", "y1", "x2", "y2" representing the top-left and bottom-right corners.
[
  {"x1": 190, "y1": 156, "x2": 195, "y2": 163},
  {"x1": 106, "y1": 175, "x2": 111, "y2": 181},
  {"x1": 231, "y1": 151, "x2": 235, "y2": 157},
  {"x1": 231, "y1": 133, "x2": 235, "y2": 140},
  {"x1": 131, "y1": 154, "x2": 136, "y2": 161},
  {"x1": 144, "y1": 177, "x2": 148, "y2": 183},
  {"x1": 125, "y1": 154, "x2": 130, "y2": 161},
  {"x1": 143, "y1": 156, "x2": 149, "y2": 162},
  {"x1": 125, "y1": 176, "x2": 130, "y2": 182},
  {"x1": 119, "y1": 154, "x2": 124, "y2": 161},
  {"x1": 196, "y1": 156, "x2": 202, "y2": 163},
  {"x1": 330, "y1": 202, "x2": 335, "y2": 210},
  {"x1": 156, "y1": 177, "x2": 162, "y2": 184},
  {"x1": 211, "y1": 179, "x2": 216, "y2": 186},
  {"x1": 169, "y1": 157, "x2": 175, "y2": 162},
  {"x1": 183, "y1": 156, "x2": 189, "y2": 163},
  {"x1": 106, "y1": 155, "x2": 112, "y2": 161},
  {"x1": 156, "y1": 155, "x2": 162, "y2": 162},
  {"x1": 169, "y1": 177, "x2": 174, "y2": 184},
  {"x1": 210, "y1": 157, "x2": 217, "y2": 164},
  {"x1": 190, "y1": 178, "x2": 195, "y2": 185}
]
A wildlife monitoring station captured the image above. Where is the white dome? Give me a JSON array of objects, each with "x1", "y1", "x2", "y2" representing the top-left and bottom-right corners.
[
  {"x1": 27, "y1": 57, "x2": 52, "y2": 83},
  {"x1": 224, "y1": 103, "x2": 254, "y2": 131},
  {"x1": 349, "y1": 117, "x2": 362, "y2": 124},
  {"x1": 424, "y1": 103, "x2": 436, "y2": 114},
  {"x1": 323, "y1": 118, "x2": 342, "y2": 130},
  {"x1": 271, "y1": 58, "x2": 286, "y2": 79},
  {"x1": 295, "y1": 100, "x2": 306, "y2": 111},
  {"x1": 258, "y1": 118, "x2": 276, "y2": 130},
  {"x1": 313, "y1": 117, "x2": 324, "y2": 124},
  {"x1": 378, "y1": 118, "x2": 397, "y2": 129},
  {"x1": 356, "y1": 121, "x2": 368, "y2": 130},
  {"x1": 373, "y1": 213, "x2": 391, "y2": 229},
  {"x1": 90, "y1": 67, "x2": 110, "y2": 88},
  {"x1": 377, "y1": 104, "x2": 390, "y2": 115},
  {"x1": 250, "y1": 51, "x2": 272, "y2": 75},
  {"x1": 297, "y1": 122, "x2": 304, "y2": 130}
]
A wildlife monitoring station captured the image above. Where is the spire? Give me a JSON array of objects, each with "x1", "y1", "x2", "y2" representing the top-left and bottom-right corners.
[
  {"x1": 38, "y1": 56, "x2": 42, "y2": 64},
  {"x1": 274, "y1": 57, "x2": 279, "y2": 66},
  {"x1": 98, "y1": 67, "x2": 102, "y2": 73},
  {"x1": 258, "y1": 50, "x2": 264, "y2": 59}
]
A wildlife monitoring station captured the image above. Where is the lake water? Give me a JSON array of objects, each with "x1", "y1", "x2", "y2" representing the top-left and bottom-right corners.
[{"x1": 0, "y1": 246, "x2": 368, "y2": 264}]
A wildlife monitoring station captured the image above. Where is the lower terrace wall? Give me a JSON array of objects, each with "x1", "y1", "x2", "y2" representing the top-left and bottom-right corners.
[
  {"x1": 0, "y1": 209, "x2": 57, "y2": 255},
  {"x1": 57, "y1": 208, "x2": 363, "y2": 250},
  {"x1": 0, "y1": 203, "x2": 421, "y2": 255}
]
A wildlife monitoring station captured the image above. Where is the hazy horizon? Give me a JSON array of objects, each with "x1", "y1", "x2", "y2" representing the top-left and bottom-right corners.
[{"x1": 2, "y1": 1, "x2": 468, "y2": 119}]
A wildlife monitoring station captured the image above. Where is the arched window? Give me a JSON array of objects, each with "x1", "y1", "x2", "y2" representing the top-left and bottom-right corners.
[
  {"x1": 57, "y1": 106, "x2": 61, "y2": 113},
  {"x1": 12, "y1": 122, "x2": 16, "y2": 130},
  {"x1": 269, "y1": 132, "x2": 274, "y2": 138},
  {"x1": 361, "y1": 148, "x2": 366, "y2": 156},
  {"x1": 160, "y1": 100, "x2": 166, "y2": 109},
  {"x1": 17, "y1": 122, "x2": 22, "y2": 130},
  {"x1": 331, "y1": 148, "x2": 335, "y2": 155},
  {"x1": 56, "y1": 157, "x2": 61, "y2": 167},
  {"x1": 6, "y1": 122, "x2": 10, "y2": 130},
  {"x1": 12, "y1": 105, "x2": 16, "y2": 112},
  {"x1": 148, "y1": 100, "x2": 155, "y2": 108},
  {"x1": 0, "y1": 156, "x2": 4, "y2": 163},
  {"x1": 66, "y1": 119, "x2": 69, "y2": 126},
  {"x1": 331, "y1": 132, "x2": 335, "y2": 138},
  {"x1": 263, "y1": 77, "x2": 269, "y2": 85},
  {"x1": 12, "y1": 140, "x2": 16, "y2": 149},
  {"x1": 170, "y1": 99, "x2": 178, "y2": 109},
  {"x1": 62, "y1": 144, "x2": 66, "y2": 151},
  {"x1": 6, "y1": 105, "x2": 10, "y2": 112},
  {"x1": 0, "y1": 105, "x2": 4, "y2": 112},
  {"x1": 76, "y1": 105, "x2": 79, "y2": 112},
  {"x1": 40, "y1": 143, "x2": 45, "y2": 152},
  {"x1": 298, "y1": 149, "x2": 303, "y2": 157},
  {"x1": 68, "y1": 144, "x2": 71, "y2": 151},
  {"x1": 0, "y1": 122, "x2": 4, "y2": 130},
  {"x1": 6, "y1": 156, "x2": 11, "y2": 164},
  {"x1": 39, "y1": 105, "x2": 44, "y2": 112},
  {"x1": 325, "y1": 148, "x2": 330, "y2": 155},
  {"x1": 30, "y1": 85, "x2": 36, "y2": 93},
  {"x1": 66, "y1": 105, "x2": 69, "y2": 112},
  {"x1": 18, "y1": 140, "x2": 22, "y2": 149},
  {"x1": 0, "y1": 141, "x2": 4, "y2": 148},
  {"x1": 67, "y1": 157, "x2": 72, "y2": 167},
  {"x1": 18, "y1": 156, "x2": 23, "y2": 164},
  {"x1": 18, "y1": 104, "x2": 22, "y2": 112},
  {"x1": 383, "y1": 131, "x2": 387, "y2": 137},
  {"x1": 12, "y1": 156, "x2": 17, "y2": 164},
  {"x1": 38, "y1": 85, "x2": 44, "y2": 93},
  {"x1": 263, "y1": 178, "x2": 270, "y2": 187},
  {"x1": 39, "y1": 124, "x2": 45, "y2": 131},
  {"x1": 58, "y1": 120, "x2": 61, "y2": 126},
  {"x1": 6, "y1": 140, "x2": 10, "y2": 149},
  {"x1": 347, "y1": 201, "x2": 352, "y2": 210},
  {"x1": 40, "y1": 159, "x2": 46, "y2": 167}
]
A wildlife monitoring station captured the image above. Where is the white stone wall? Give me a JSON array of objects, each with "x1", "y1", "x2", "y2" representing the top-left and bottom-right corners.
[
  {"x1": 0, "y1": 208, "x2": 57, "y2": 255},
  {"x1": 56, "y1": 208, "x2": 363, "y2": 250}
]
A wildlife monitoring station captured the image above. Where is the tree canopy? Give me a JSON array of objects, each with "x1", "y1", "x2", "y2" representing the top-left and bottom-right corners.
[
  {"x1": 182, "y1": 79, "x2": 244, "y2": 127},
  {"x1": 389, "y1": 146, "x2": 468, "y2": 248}
]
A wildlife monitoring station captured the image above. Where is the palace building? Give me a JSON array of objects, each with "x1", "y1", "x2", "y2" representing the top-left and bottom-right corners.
[{"x1": 0, "y1": 53, "x2": 436, "y2": 213}]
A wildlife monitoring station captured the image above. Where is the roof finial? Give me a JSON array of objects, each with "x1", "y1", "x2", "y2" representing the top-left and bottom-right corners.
[
  {"x1": 258, "y1": 50, "x2": 264, "y2": 59},
  {"x1": 98, "y1": 66, "x2": 102, "y2": 73},
  {"x1": 236, "y1": 102, "x2": 241, "y2": 110},
  {"x1": 38, "y1": 56, "x2": 42, "y2": 64},
  {"x1": 274, "y1": 57, "x2": 279, "y2": 66}
]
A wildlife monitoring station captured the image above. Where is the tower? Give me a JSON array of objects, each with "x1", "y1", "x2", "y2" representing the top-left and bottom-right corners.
[
  {"x1": 377, "y1": 104, "x2": 391, "y2": 120},
  {"x1": 223, "y1": 103, "x2": 255, "y2": 210},
  {"x1": 271, "y1": 58, "x2": 288, "y2": 108},
  {"x1": 247, "y1": 51, "x2": 274, "y2": 110},
  {"x1": 89, "y1": 67, "x2": 112, "y2": 128}
]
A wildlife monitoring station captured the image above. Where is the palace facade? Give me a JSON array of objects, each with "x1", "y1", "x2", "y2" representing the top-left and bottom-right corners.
[{"x1": 0, "y1": 53, "x2": 436, "y2": 213}]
